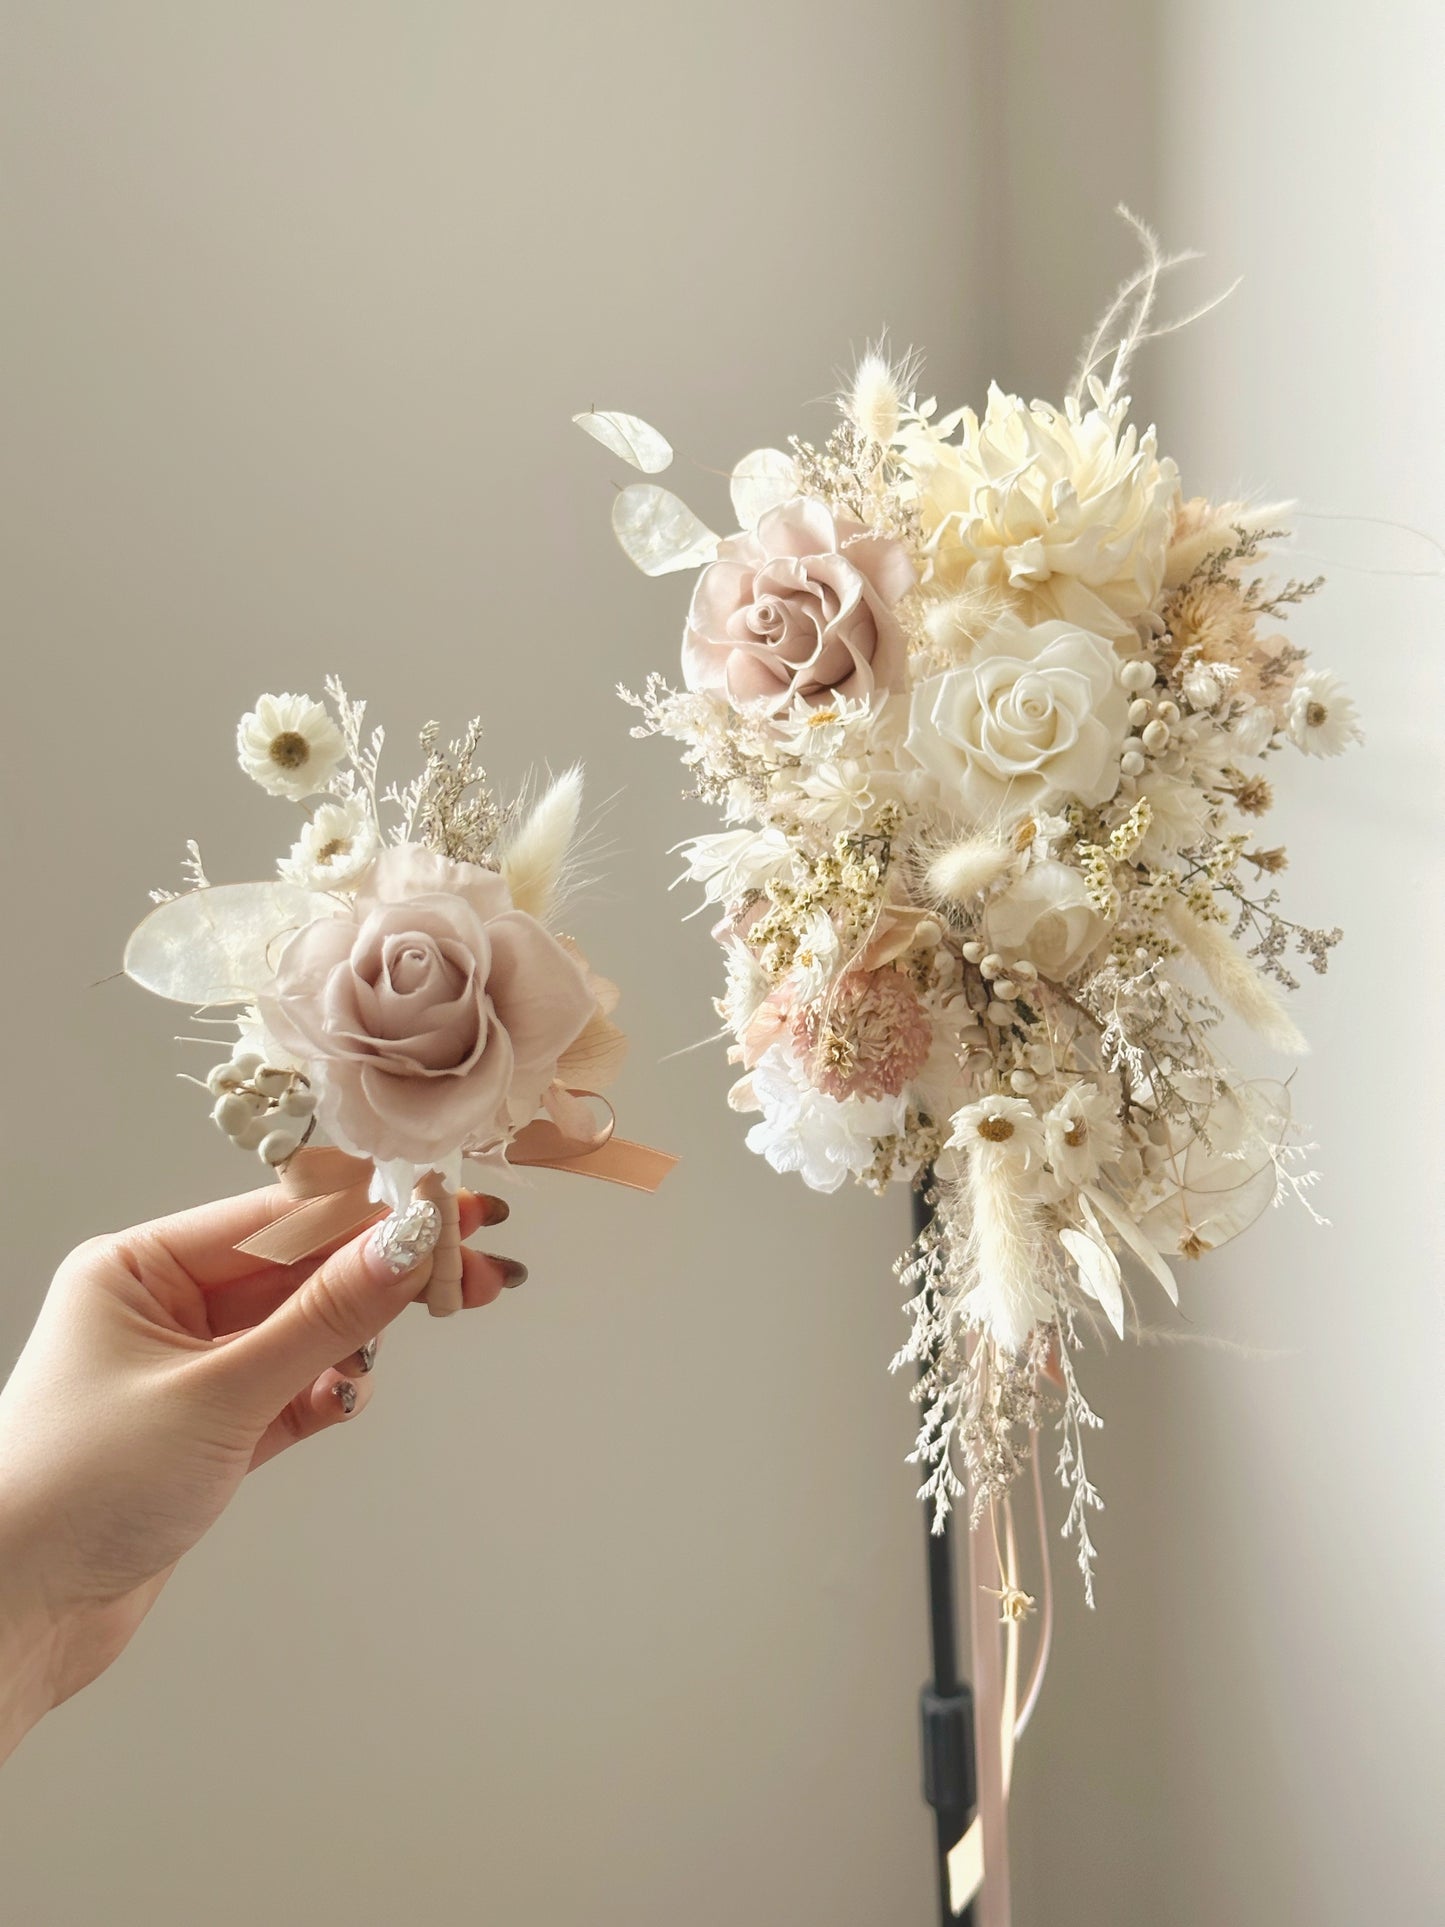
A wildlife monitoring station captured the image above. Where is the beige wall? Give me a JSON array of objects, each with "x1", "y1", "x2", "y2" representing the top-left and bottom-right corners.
[
  {"x1": 0, "y1": 4, "x2": 977, "y2": 1923},
  {"x1": 3, "y1": 5, "x2": 1441, "y2": 1924},
  {"x1": 1140, "y1": 4, "x2": 1445, "y2": 1920},
  {"x1": 1012, "y1": 7, "x2": 1445, "y2": 1924}
]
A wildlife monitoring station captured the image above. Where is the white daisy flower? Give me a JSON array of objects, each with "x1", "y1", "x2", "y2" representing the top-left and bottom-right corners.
[
  {"x1": 1287, "y1": 671, "x2": 1362, "y2": 757},
  {"x1": 1043, "y1": 1082, "x2": 1123, "y2": 1187},
  {"x1": 946, "y1": 1094, "x2": 1045, "y2": 1165},
  {"x1": 237, "y1": 692, "x2": 346, "y2": 799},
  {"x1": 279, "y1": 796, "x2": 379, "y2": 891},
  {"x1": 790, "y1": 907, "x2": 842, "y2": 1002}
]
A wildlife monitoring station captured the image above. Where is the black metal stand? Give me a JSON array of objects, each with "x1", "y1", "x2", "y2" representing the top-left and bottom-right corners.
[{"x1": 912, "y1": 1181, "x2": 977, "y2": 1926}]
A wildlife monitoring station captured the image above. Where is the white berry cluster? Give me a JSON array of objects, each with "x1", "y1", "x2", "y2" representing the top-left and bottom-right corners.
[
  {"x1": 206, "y1": 1051, "x2": 316, "y2": 1167},
  {"x1": 1118, "y1": 657, "x2": 1184, "y2": 774},
  {"x1": 959, "y1": 941, "x2": 1039, "y2": 1025}
]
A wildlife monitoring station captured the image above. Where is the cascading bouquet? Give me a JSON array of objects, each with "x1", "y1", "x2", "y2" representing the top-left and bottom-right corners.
[
  {"x1": 125, "y1": 679, "x2": 674, "y2": 1307},
  {"x1": 580, "y1": 232, "x2": 1356, "y2": 1597}
]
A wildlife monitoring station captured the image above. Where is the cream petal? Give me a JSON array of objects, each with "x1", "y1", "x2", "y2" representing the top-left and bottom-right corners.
[{"x1": 754, "y1": 495, "x2": 839, "y2": 560}]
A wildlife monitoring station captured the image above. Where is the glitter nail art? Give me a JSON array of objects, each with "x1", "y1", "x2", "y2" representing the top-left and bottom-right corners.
[{"x1": 370, "y1": 1199, "x2": 442, "y2": 1277}]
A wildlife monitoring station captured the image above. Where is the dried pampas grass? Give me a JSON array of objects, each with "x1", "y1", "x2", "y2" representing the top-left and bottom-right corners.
[
  {"x1": 1167, "y1": 900, "x2": 1308, "y2": 1055},
  {"x1": 964, "y1": 1143, "x2": 1055, "y2": 1353}
]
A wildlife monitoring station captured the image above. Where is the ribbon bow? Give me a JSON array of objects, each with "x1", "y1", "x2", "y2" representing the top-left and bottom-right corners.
[{"x1": 234, "y1": 1092, "x2": 677, "y2": 1316}]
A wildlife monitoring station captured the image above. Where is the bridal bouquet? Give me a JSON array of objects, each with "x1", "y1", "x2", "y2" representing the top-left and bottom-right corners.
[
  {"x1": 126, "y1": 680, "x2": 673, "y2": 1313},
  {"x1": 582, "y1": 233, "x2": 1355, "y2": 1593}
]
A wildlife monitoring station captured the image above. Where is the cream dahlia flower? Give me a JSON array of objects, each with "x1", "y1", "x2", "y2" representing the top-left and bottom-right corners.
[
  {"x1": 905, "y1": 385, "x2": 1180, "y2": 644},
  {"x1": 237, "y1": 693, "x2": 345, "y2": 800}
]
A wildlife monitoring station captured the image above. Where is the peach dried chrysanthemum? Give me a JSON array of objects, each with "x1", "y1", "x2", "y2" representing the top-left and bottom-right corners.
[
  {"x1": 1159, "y1": 576, "x2": 1256, "y2": 673},
  {"x1": 794, "y1": 968, "x2": 932, "y2": 1102}
]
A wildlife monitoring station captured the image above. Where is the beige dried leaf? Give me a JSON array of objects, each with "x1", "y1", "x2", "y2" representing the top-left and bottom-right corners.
[
  {"x1": 729, "y1": 448, "x2": 796, "y2": 528},
  {"x1": 1081, "y1": 1185, "x2": 1179, "y2": 1306},
  {"x1": 556, "y1": 1009, "x2": 629, "y2": 1090},
  {"x1": 1059, "y1": 1227, "x2": 1126, "y2": 1339},
  {"x1": 124, "y1": 882, "x2": 331, "y2": 1006},
  {"x1": 573, "y1": 410, "x2": 673, "y2": 474},
  {"x1": 611, "y1": 484, "x2": 718, "y2": 576}
]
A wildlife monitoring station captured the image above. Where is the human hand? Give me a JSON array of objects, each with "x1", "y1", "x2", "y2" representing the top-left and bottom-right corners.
[{"x1": 0, "y1": 1182, "x2": 522, "y2": 1761}]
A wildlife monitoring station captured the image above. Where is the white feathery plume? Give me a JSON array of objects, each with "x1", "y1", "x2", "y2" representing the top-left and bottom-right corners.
[
  {"x1": 499, "y1": 766, "x2": 584, "y2": 923},
  {"x1": 919, "y1": 583, "x2": 1011, "y2": 662},
  {"x1": 1070, "y1": 206, "x2": 1237, "y2": 410},
  {"x1": 840, "y1": 338, "x2": 919, "y2": 446},
  {"x1": 926, "y1": 835, "x2": 1013, "y2": 906},
  {"x1": 964, "y1": 1142, "x2": 1054, "y2": 1352},
  {"x1": 1163, "y1": 498, "x2": 1294, "y2": 590},
  {"x1": 1166, "y1": 900, "x2": 1308, "y2": 1055}
]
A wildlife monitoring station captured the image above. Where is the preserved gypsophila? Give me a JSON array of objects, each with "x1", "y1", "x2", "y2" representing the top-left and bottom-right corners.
[{"x1": 581, "y1": 216, "x2": 1355, "y2": 1600}]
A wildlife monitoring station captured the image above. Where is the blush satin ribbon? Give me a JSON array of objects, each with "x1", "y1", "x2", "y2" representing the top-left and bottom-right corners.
[
  {"x1": 232, "y1": 1094, "x2": 677, "y2": 1315},
  {"x1": 946, "y1": 1444, "x2": 1054, "y2": 1924}
]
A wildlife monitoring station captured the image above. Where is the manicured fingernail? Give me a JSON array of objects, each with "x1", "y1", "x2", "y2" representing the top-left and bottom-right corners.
[
  {"x1": 479, "y1": 1196, "x2": 510, "y2": 1227},
  {"x1": 334, "y1": 1379, "x2": 358, "y2": 1416},
  {"x1": 498, "y1": 1258, "x2": 528, "y2": 1289},
  {"x1": 356, "y1": 1337, "x2": 378, "y2": 1374},
  {"x1": 369, "y1": 1200, "x2": 441, "y2": 1278}
]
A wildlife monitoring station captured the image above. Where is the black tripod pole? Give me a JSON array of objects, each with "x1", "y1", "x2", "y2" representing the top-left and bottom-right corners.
[{"x1": 912, "y1": 1178, "x2": 977, "y2": 1926}]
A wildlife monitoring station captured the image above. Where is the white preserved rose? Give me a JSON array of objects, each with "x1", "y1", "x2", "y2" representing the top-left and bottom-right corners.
[
  {"x1": 985, "y1": 859, "x2": 1109, "y2": 978},
  {"x1": 906, "y1": 615, "x2": 1128, "y2": 820}
]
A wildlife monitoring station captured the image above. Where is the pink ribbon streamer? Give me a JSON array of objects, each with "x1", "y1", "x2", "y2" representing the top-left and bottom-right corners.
[
  {"x1": 945, "y1": 1433, "x2": 1054, "y2": 1923},
  {"x1": 232, "y1": 1093, "x2": 678, "y2": 1302},
  {"x1": 967, "y1": 1514, "x2": 1012, "y2": 1927}
]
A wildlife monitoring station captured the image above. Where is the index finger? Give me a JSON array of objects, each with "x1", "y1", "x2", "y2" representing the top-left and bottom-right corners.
[
  {"x1": 139, "y1": 1184, "x2": 342, "y2": 1287},
  {"x1": 136, "y1": 1184, "x2": 507, "y2": 1290}
]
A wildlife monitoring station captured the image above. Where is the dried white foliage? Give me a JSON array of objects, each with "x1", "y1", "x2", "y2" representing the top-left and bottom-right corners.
[
  {"x1": 572, "y1": 410, "x2": 673, "y2": 474},
  {"x1": 729, "y1": 447, "x2": 797, "y2": 528},
  {"x1": 125, "y1": 882, "x2": 330, "y2": 1006},
  {"x1": 1059, "y1": 1227, "x2": 1125, "y2": 1339},
  {"x1": 611, "y1": 484, "x2": 719, "y2": 576}
]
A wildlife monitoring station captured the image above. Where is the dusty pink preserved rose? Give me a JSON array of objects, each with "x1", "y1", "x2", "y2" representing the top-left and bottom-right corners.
[
  {"x1": 262, "y1": 845, "x2": 597, "y2": 1167},
  {"x1": 682, "y1": 495, "x2": 914, "y2": 713}
]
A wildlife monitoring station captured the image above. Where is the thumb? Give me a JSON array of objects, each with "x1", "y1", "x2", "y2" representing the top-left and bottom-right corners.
[{"x1": 214, "y1": 1200, "x2": 442, "y2": 1419}]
